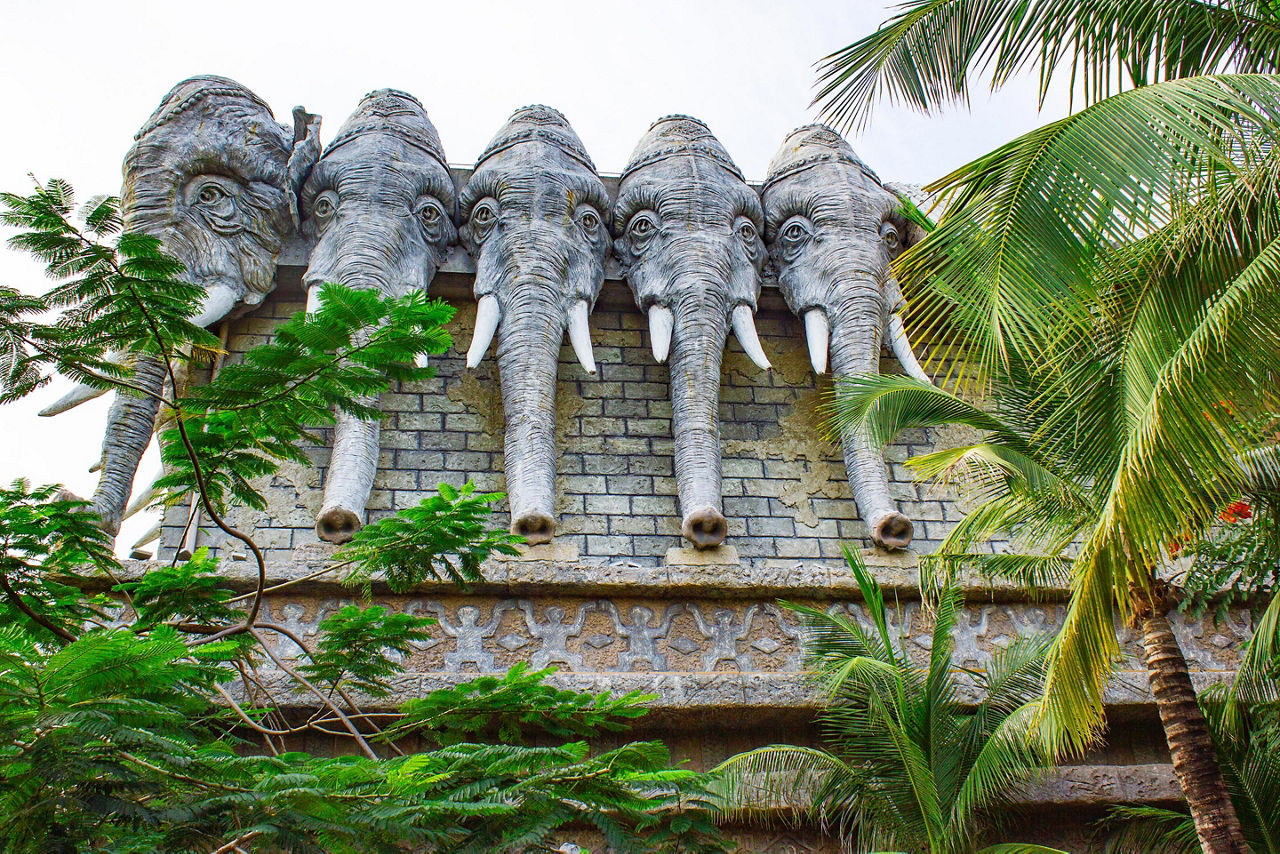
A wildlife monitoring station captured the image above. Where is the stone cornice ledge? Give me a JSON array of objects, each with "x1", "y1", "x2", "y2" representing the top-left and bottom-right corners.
[
  {"x1": 242, "y1": 669, "x2": 1230, "y2": 714},
  {"x1": 115, "y1": 542, "x2": 1070, "y2": 603}
]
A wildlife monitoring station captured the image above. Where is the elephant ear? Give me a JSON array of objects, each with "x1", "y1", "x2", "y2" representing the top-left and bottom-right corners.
[{"x1": 287, "y1": 107, "x2": 323, "y2": 229}]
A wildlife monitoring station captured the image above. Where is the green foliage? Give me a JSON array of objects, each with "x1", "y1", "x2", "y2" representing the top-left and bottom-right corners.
[
  {"x1": 115, "y1": 548, "x2": 243, "y2": 629},
  {"x1": 815, "y1": 0, "x2": 1280, "y2": 130},
  {"x1": 0, "y1": 479, "x2": 118, "y2": 641},
  {"x1": 298, "y1": 605, "x2": 434, "y2": 698},
  {"x1": 388, "y1": 662, "x2": 651, "y2": 746},
  {"x1": 0, "y1": 182, "x2": 731, "y2": 853},
  {"x1": 0, "y1": 179, "x2": 213, "y2": 401},
  {"x1": 336, "y1": 480, "x2": 522, "y2": 590},
  {"x1": 715, "y1": 547, "x2": 1057, "y2": 854},
  {"x1": 158, "y1": 283, "x2": 454, "y2": 515},
  {"x1": 1101, "y1": 674, "x2": 1280, "y2": 853},
  {"x1": 1180, "y1": 497, "x2": 1280, "y2": 624}
]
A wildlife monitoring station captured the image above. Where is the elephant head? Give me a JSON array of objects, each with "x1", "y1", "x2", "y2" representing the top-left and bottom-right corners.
[
  {"x1": 299, "y1": 89, "x2": 458, "y2": 543},
  {"x1": 44, "y1": 76, "x2": 320, "y2": 536},
  {"x1": 461, "y1": 106, "x2": 608, "y2": 545},
  {"x1": 763, "y1": 125, "x2": 931, "y2": 551},
  {"x1": 613, "y1": 116, "x2": 770, "y2": 549}
]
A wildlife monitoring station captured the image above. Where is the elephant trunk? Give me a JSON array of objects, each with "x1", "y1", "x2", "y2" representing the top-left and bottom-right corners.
[
  {"x1": 92, "y1": 355, "x2": 168, "y2": 535},
  {"x1": 826, "y1": 276, "x2": 914, "y2": 551},
  {"x1": 316, "y1": 402, "x2": 381, "y2": 544},
  {"x1": 495, "y1": 275, "x2": 565, "y2": 545},
  {"x1": 668, "y1": 285, "x2": 730, "y2": 548}
]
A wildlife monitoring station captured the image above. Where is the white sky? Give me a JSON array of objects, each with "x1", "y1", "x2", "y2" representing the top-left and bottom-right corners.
[{"x1": 0, "y1": 0, "x2": 1068, "y2": 553}]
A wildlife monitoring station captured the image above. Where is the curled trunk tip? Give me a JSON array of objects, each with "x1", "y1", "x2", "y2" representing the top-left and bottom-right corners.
[
  {"x1": 316, "y1": 505, "x2": 363, "y2": 544},
  {"x1": 513, "y1": 510, "x2": 556, "y2": 546},
  {"x1": 683, "y1": 506, "x2": 728, "y2": 549},
  {"x1": 869, "y1": 510, "x2": 913, "y2": 551}
]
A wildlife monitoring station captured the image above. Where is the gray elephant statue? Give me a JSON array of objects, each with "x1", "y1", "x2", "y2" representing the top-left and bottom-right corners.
[
  {"x1": 613, "y1": 115, "x2": 772, "y2": 549},
  {"x1": 300, "y1": 89, "x2": 458, "y2": 544},
  {"x1": 41, "y1": 75, "x2": 320, "y2": 536},
  {"x1": 762, "y1": 125, "x2": 931, "y2": 551},
  {"x1": 461, "y1": 106, "x2": 609, "y2": 545}
]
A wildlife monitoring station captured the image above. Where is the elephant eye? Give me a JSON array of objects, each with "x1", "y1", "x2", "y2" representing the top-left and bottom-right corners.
[
  {"x1": 575, "y1": 206, "x2": 602, "y2": 237},
  {"x1": 415, "y1": 197, "x2": 445, "y2": 234},
  {"x1": 189, "y1": 177, "x2": 238, "y2": 220},
  {"x1": 880, "y1": 221, "x2": 901, "y2": 252},
  {"x1": 628, "y1": 212, "x2": 657, "y2": 248},
  {"x1": 469, "y1": 198, "x2": 498, "y2": 243},
  {"x1": 738, "y1": 221, "x2": 758, "y2": 244},
  {"x1": 312, "y1": 191, "x2": 338, "y2": 224}
]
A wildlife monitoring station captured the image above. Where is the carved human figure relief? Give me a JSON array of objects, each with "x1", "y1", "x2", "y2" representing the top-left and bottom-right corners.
[
  {"x1": 690, "y1": 604, "x2": 758, "y2": 672},
  {"x1": 432, "y1": 604, "x2": 504, "y2": 672},
  {"x1": 518, "y1": 601, "x2": 591, "y2": 671},
  {"x1": 461, "y1": 106, "x2": 609, "y2": 545},
  {"x1": 763, "y1": 125, "x2": 932, "y2": 550},
  {"x1": 41, "y1": 76, "x2": 321, "y2": 536},
  {"x1": 613, "y1": 116, "x2": 771, "y2": 549},
  {"x1": 604, "y1": 602, "x2": 683, "y2": 671},
  {"x1": 299, "y1": 89, "x2": 458, "y2": 543}
]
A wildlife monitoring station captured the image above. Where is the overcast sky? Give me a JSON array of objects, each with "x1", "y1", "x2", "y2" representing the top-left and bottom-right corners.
[{"x1": 0, "y1": 0, "x2": 1068, "y2": 553}]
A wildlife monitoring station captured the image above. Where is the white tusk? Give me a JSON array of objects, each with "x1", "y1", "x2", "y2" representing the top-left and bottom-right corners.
[
  {"x1": 131, "y1": 519, "x2": 163, "y2": 550},
  {"x1": 306, "y1": 285, "x2": 324, "y2": 315},
  {"x1": 731, "y1": 304, "x2": 771, "y2": 371},
  {"x1": 648, "y1": 304, "x2": 674, "y2": 364},
  {"x1": 466, "y1": 294, "x2": 501, "y2": 369},
  {"x1": 804, "y1": 309, "x2": 830, "y2": 375},
  {"x1": 191, "y1": 283, "x2": 241, "y2": 329},
  {"x1": 889, "y1": 313, "x2": 931, "y2": 384},
  {"x1": 89, "y1": 459, "x2": 102, "y2": 473},
  {"x1": 40, "y1": 382, "x2": 109, "y2": 417},
  {"x1": 122, "y1": 470, "x2": 162, "y2": 521},
  {"x1": 414, "y1": 352, "x2": 430, "y2": 369},
  {"x1": 567, "y1": 299, "x2": 597, "y2": 375}
]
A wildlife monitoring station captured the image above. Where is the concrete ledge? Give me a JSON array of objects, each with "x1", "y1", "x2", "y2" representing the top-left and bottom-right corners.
[
  {"x1": 105, "y1": 546, "x2": 1070, "y2": 603},
  {"x1": 236, "y1": 669, "x2": 1231, "y2": 715}
]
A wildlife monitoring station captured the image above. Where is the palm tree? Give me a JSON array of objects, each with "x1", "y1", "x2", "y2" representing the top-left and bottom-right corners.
[
  {"x1": 1102, "y1": 675, "x2": 1280, "y2": 853},
  {"x1": 815, "y1": 4, "x2": 1280, "y2": 851},
  {"x1": 714, "y1": 547, "x2": 1063, "y2": 854}
]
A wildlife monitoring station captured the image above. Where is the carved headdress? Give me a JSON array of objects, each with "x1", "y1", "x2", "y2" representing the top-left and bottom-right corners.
[
  {"x1": 326, "y1": 89, "x2": 448, "y2": 169},
  {"x1": 763, "y1": 124, "x2": 881, "y2": 194},
  {"x1": 474, "y1": 104, "x2": 597, "y2": 173},
  {"x1": 125, "y1": 75, "x2": 294, "y2": 190},
  {"x1": 621, "y1": 114, "x2": 744, "y2": 183}
]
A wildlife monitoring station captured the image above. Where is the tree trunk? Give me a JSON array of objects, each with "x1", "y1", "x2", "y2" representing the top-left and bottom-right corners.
[{"x1": 1136, "y1": 589, "x2": 1247, "y2": 853}]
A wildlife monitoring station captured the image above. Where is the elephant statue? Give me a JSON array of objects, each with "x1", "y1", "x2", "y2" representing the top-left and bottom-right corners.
[
  {"x1": 613, "y1": 115, "x2": 772, "y2": 550},
  {"x1": 762, "y1": 125, "x2": 931, "y2": 551},
  {"x1": 41, "y1": 75, "x2": 320, "y2": 536},
  {"x1": 300, "y1": 89, "x2": 458, "y2": 544},
  {"x1": 461, "y1": 106, "x2": 609, "y2": 545}
]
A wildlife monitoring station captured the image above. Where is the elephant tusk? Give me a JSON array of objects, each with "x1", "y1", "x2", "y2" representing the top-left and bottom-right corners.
[
  {"x1": 306, "y1": 285, "x2": 324, "y2": 315},
  {"x1": 888, "y1": 313, "x2": 931, "y2": 384},
  {"x1": 131, "y1": 519, "x2": 163, "y2": 551},
  {"x1": 731, "y1": 305, "x2": 771, "y2": 371},
  {"x1": 414, "y1": 352, "x2": 430, "y2": 369},
  {"x1": 40, "y1": 382, "x2": 110, "y2": 417},
  {"x1": 567, "y1": 299, "x2": 597, "y2": 375},
  {"x1": 190, "y1": 283, "x2": 241, "y2": 329},
  {"x1": 122, "y1": 469, "x2": 162, "y2": 521},
  {"x1": 466, "y1": 294, "x2": 501, "y2": 368},
  {"x1": 648, "y1": 304, "x2": 674, "y2": 364},
  {"x1": 804, "y1": 309, "x2": 830, "y2": 375}
]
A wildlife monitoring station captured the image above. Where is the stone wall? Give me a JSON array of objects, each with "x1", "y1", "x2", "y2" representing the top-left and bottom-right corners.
[
  {"x1": 161, "y1": 270, "x2": 962, "y2": 565},
  {"x1": 148, "y1": 224, "x2": 1246, "y2": 853}
]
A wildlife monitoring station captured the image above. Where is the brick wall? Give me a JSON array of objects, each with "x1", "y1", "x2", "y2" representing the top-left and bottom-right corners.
[{"x1": 161, "y1": 269, "x2": 965, "y2": 565}]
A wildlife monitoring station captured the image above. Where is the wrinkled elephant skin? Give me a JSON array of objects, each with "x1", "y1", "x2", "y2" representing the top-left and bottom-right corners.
[
  {"x1": 614, "y1": 116, "x2": 770, "y2": 549},
  {"x1": 72, "y1": 76, "x2": 320, "y2": 536},
  {"x1": 763, "y1": 125, "x2": 930, "y2": 550},
  {"x1": 462, "y1": 106, "x2": 609, "y2": 545},
  {"x1": 301, "y1": 89, "x2": 458, "y2": 544}
]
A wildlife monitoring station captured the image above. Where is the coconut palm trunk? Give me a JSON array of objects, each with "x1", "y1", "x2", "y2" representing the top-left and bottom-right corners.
[{"x1": 1134, "y1": 580, "x2": 1248, "y2": 853}]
